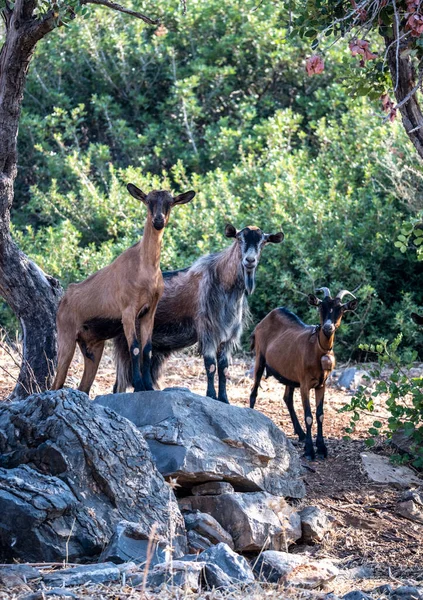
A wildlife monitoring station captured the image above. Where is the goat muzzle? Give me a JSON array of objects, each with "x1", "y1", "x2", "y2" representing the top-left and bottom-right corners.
[
  {"x1": 322, "y1": 323, "x2": 335, "y2": 337},
  {"x1": 153, "y1": 220, "x2": 165, "y2": 231}
]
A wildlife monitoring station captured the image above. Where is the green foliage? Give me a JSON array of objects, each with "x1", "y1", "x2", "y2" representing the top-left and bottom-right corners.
[
  {"x1": 341, "y1": 335, "x2": 423, "y2": 468},
  {"x1": 1, "y1": 0, "x2": 423, "y2": 361}
]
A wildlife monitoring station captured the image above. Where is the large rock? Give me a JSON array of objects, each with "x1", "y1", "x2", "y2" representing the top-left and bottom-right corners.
[
  {"x1": 254, "y1": 550, "x2": 339, "y2": 588},
  {"x1": 0, "y1": 390, "x2": 186, "y2": 562},
  {"x1": 179, "y1": 491, "x2": 302, "y2": 552},
  {"x1": 94, "y1": 389, "x2": 305, "y2": 498}
]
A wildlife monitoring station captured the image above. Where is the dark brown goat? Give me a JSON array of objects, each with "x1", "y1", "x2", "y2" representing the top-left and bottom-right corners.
[
  {"x1": 51, "y1": 184, "x2": 195, "y2": 394},
  {"x1": 250, "y1": 288, "x2": 358, "y2": 460}
]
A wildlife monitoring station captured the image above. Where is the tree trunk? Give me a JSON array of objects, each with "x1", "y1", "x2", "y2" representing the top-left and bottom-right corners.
[
  {"x1": 385, "y1": 36, "x2": 423, "y2": 160},
  {"x1": 0, "y1": 2, "x2": 62, "y2": 398}
]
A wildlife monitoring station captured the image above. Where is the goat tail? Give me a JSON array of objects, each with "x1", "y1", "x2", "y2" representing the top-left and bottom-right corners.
[
  {"x1": 250, "y1": 331, "x2": 256, "y2": 353},
  {"x1": 113, "y1": 333, "x2": 132, "y2": 393}
]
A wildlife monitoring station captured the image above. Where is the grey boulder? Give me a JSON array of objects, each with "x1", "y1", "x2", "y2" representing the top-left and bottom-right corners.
[
  {"x1": 180, "y1": 491, "x2": 301, "y2": 552},
  {"x1": 94, "y1": 388, "x2": 305, "y2": 498},
  {"x1": 0, "y1": 389, "x2": 186, "y2": 562}
]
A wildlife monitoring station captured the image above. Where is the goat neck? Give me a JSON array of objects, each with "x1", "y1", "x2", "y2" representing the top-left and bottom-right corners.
[
  {"x1": 316, "y1": 325, "x2": 335, "y2": 353},
  {"x1": 216, "y1": 241, "x2": 243, "y2": 290},
  {"x1": 140, "y1": 212, "x2": 165, "y2": 268}
]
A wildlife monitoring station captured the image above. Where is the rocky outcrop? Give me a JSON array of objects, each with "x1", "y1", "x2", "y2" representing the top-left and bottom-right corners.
[
  {"x1": 94, "y1": 388, "x2": 305, "y2": 498},
  {"x1": 0, "y1": 390, "x2": 186, "y2": 562}
]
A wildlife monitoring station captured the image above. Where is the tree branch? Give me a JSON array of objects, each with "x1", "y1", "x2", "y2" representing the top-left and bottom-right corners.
[{"x1": 81, "y1": 0, "x2": 158, "y2": 24}]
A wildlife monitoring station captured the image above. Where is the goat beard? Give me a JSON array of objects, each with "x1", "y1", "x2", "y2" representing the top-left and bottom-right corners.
[{"x1": 243, "y1": 268, "x2": 256, "y2": 295}]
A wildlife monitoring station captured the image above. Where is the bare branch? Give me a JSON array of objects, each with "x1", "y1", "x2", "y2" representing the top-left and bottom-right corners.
[
  {"x1": 81, "y1": 0, "x2": 158, "y2": 24},
  {"x1": 392, "y1": 0, "x2": 400, "y2": 92}
]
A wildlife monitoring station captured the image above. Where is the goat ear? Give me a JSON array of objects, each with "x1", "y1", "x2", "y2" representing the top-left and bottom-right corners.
[
  {"x1": 308, "y1": 294, "x2": 321, "y2": 307},
  {"x1": 127, "y1": 183, "x2": 148, "y2": 204},
  {"x1": 412, "y1": 312, "x2": 423, "y2": 325},
  {"x1": 225, "y1": 224, "x2": 238, "y2": 238},
  {"x1": 343, "y1": 298, "x2": 358, "y2": 312},
  {"x1": 265, "y1": 231, "x2": 284, "y2": 244},
  {"x1": 173, "y1": 190, "x2": 196, "y2": 205}
]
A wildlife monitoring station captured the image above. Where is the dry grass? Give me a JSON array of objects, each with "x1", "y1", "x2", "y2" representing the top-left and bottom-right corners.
[{"x1": 0, "y1": 343, "x2": 422, "y2": 598}]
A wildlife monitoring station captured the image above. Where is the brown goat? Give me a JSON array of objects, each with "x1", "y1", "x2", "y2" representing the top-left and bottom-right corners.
[
  {"x1": 51, "y1": 184, "x2": 195, "y2": 394},
  {"x1": 249, "y1": 288, "x2": 358, "y2": 460}
]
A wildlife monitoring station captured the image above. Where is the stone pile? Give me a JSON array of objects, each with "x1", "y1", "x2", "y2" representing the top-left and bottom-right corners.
[{"x1": 0, "y1": 386, "x2": 340, "y2": 595}]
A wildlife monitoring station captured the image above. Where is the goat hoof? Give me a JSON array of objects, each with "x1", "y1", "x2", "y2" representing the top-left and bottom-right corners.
[
  {"x1": 303, "y1": 450, "x2": 316, "y2": 461},
  {"x1": 218, "y1": 396, "x2": 230, "y2": 404},
  {"x1": 317, "y1": 447, "x2": 328, "y2": 459}
]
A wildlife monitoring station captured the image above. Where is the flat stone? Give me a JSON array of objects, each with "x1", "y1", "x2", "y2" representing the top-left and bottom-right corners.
[
  {"x1": 0, "y1": 565, "x2": 40, "y2": 588},
  {"x1": 254, "y1": 551, "x2": 339, "y2": 588},
  {"x1": 192, "y1": 482, "x2": 235, "y2": 496},
  {"x1": 99, "y1": 520, "x2": 167, "y2": 565},
  {"x1": 43, "y1": 563, "x2": 121, "y2": 587},
  {"x1": 299, "y1": 506, "x2": 333, "y2": 543},
  {"x1": 183, "y1": 511, "x2": 234, "y2": 548},
  {"x1": 198, "y1": 542, "x2": 255, "y2": 584},
  {"x1": 147, "y1": 560, "x2": 205, "y2": 591},
  {"x1": 180, "y1": 491, "x2": 301, "y2": 552},
  {"x1": 360, "y1": 453, "x2": 422, "y2": 488},
  {"x1": 94, "y1": 389, "x2": 305, "y2": 498}
]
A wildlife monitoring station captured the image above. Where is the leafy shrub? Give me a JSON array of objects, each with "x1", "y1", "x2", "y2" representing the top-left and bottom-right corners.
[{"x1": 341, "y1": 335, "x2": 423, "y2": 469}]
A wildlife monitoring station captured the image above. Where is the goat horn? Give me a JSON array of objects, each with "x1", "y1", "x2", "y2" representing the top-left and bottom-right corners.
[
  {"x1": 316, "y1": 287, "x2": 331, "y2": 298},
  {"x1": 336, "y1": 289, "x2": 356, "y2": 301}
]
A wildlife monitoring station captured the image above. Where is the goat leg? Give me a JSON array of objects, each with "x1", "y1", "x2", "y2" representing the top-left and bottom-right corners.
[
  {"x1": 249, "y1": 353, "x2": 265, "y2": 408},
  {"x1": 204, "y1": 355, "x2": 217, "y2": 400},
  {"x1": 283, "y1": 386, "x2": 306, "y2": 441},
  {"x1": 315, "y1": 387, "x2": 327, "y2": 459},
  {"x1": 300, "y1": 385, "x2": 315, "y2": 460},
  {"x1": 139, "y1": 313, "x2": 155, "y2": 391},
  {"x1": 78, "y1": 340, "x2": 105, "y2": 394},
  {"x1": 217, "y1": 348, "x2": 230, "y2": 404},
  {"x1": 122, "y1": 309, "x2": 144, "y2": 392},
  {"x1": 51, "y1": 328, "x2": 77, "y2": 391}
]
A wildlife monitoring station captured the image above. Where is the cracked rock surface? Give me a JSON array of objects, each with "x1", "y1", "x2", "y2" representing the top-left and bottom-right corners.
[{"x1": 0, "y1": 389, "x2": 186, "y2": 562}]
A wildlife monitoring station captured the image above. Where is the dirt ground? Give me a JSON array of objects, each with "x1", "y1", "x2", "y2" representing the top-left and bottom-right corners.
[{"x1": 1, "y1": 343, "x2": 422, "y2": 586}]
